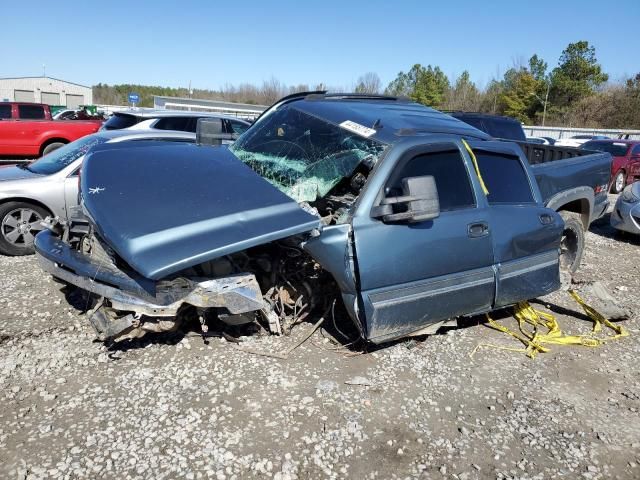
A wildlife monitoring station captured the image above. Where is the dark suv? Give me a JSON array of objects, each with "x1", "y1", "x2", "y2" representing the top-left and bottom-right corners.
[
  {"x1": 449, "y1": 112, "x2": 526, "y2": 142},
  {"x1": 101, "y1": 109, "x2": 251, "y2": 137}
]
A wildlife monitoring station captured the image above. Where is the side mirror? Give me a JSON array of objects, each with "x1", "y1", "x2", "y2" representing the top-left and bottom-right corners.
[
  {"x1": 371, "y1": 175, "x2": 440, "y2": 223},
  {"x1": 196, "y1": 118, "x2": 235, "y2": 146}
]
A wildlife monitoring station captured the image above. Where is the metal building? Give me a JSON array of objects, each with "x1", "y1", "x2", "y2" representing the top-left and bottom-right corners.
[
  {"x1": 0, "y1": 76, "x2": 93, "y2": 108},
  {"x1": 153, "y1": 95, "x2": 267, "y2": 119}
]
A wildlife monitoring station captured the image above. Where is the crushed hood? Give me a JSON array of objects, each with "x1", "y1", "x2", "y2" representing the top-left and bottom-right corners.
[{"x1": 81, "y1": 142, "x2": 321, "y2": 280}]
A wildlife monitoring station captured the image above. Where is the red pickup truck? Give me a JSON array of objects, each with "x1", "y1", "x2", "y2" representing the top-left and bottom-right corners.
[{"x1": 0, "y1": 102, "x2": 102, "y2": 157}]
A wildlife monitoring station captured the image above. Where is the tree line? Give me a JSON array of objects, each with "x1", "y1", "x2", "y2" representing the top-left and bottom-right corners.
[{"x1": 93, "y1": 41, "x2": 640, "y2": 129}]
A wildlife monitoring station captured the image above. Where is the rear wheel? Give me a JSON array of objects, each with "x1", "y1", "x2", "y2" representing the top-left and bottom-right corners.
[
  {"x1": 558, "y1": 211, "x2": 585, "y2": 275},
  {"x1": 611, "y1": 170, "x2": 626, "y2": 194},
  {"x1": 0, "y1": 202, "x2": 49, "y2": 256},
  {"x1": 41, "y1": 142, "x2": 65, "y2": 156}
]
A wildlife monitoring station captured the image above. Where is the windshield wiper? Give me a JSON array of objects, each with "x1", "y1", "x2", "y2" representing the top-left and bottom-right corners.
[{"x1": 16, "y1": 162, "x2": 33, "y2": 172}]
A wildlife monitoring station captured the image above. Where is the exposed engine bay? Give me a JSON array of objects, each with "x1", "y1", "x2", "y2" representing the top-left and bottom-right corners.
[{"x1": 41, "y1": 156, "x2": 372, "y2": 343}]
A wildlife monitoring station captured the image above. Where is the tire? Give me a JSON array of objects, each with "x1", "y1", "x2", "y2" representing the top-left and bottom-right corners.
[
  {"x1": 611, "y1": 170, "x2": 626, "y2": 194},
  {"x1": 41, "y1": 142, "x2": 65, "y2": 156},
  {"x1": 558, "y1": 211, "x2": 585, "y2": 275},
  {"x1": 0, "y1": 202, "x2": 49, "y2": 256}
]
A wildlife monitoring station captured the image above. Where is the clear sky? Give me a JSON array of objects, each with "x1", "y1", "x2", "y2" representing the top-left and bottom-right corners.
[{"x1": 2, "y1": 0, "x2": 638, "y2": 91}]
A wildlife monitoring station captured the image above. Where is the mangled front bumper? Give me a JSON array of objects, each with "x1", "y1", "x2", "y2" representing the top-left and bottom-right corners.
[{"x1": 35, "y1": 230, "x2": 267, "y2": 339}]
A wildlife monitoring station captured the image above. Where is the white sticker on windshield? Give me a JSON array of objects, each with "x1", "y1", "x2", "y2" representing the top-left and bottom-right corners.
[{"x1": 339, "y1": 120, "x2": 376, "y2": 138}]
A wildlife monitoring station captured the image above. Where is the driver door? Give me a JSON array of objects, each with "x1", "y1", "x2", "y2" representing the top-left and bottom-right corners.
[{"x1": 351, "y1": 143, "x2": 496, "y2": 343}]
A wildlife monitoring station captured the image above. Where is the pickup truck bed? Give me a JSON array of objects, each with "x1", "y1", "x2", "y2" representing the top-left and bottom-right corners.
[{"x1": 518, "y1": 142, "x2": 611, "y2": 225}]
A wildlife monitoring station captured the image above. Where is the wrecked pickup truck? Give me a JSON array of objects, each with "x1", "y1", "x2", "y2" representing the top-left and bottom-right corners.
[{"x1": 34, "y1": 93, "x2": 612, "y2": 344}]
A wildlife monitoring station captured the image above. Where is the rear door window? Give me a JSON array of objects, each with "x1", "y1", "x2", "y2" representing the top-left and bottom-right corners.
[
  {"x1": 102, "y1": 114, "x2": 140, "y2": 130},
  {"x1": 0, "y1": 104, "x2": 11, "y2": 119},
  {"x1": 18, "y1": 104, "x2": 45, "y2": 119},
  {"x1": 475, "y1": 151, "x2": 535, "y2": 204},
  {"x1": 154, "y1": 117, "x2": 193, "y2": 132}
]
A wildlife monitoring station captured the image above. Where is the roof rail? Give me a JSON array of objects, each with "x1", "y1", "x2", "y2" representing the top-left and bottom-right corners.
[
  {"x1": 317, "y1": 93, "x2": 410, "y2": 102},
  {"x1": 443, "y1": 110, "x2": 512, "y2": 117}
]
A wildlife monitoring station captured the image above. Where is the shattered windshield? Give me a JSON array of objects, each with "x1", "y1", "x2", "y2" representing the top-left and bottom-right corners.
[{"x1": 230, "y1": 105, "x2": 386, "y2": 202}]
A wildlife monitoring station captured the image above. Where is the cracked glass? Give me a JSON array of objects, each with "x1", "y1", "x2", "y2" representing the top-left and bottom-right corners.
[{"x1": 230, "y1": 106, "x2": 386, "y2": 202}]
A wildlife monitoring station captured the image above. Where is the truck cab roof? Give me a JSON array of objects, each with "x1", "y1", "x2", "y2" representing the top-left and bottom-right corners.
[{"x1": 262, "y1": 92, "x2": 490, "y2": 144}]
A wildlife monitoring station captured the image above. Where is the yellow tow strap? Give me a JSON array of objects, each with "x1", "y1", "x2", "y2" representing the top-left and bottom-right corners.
[
  {"x1": 472, "y1": 289, "x2": 629, "y2": 359},
  {"x1": 461, "y1": 139, "x2": 489, "y2": 196}
]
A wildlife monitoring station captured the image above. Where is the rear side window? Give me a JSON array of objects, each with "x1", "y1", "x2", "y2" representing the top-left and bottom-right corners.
[
  {"x1": 0, "y1": 104, "x2": 11, "y2": 119},
  {"x1": 18, "y1": 104, "x2": 45, "y2": 119},
  {"x1": 386, "y1": 150, "x2": 476, "y2": 211},
  {"x1": 632, "y1": 144, "x2": 640, "y2": 155},
  {"x1": 102, "y1": 114, "x2": 139, "y2": 130},
  {"x1": 475, "y1": 152, "x2": 534, "y2": 204},
  {"x1": 154, "y1": 117, "x2": 197, "y2": 133},
  {"x1": 227, "y1": 119, "x2": 249, "y2": 135}
]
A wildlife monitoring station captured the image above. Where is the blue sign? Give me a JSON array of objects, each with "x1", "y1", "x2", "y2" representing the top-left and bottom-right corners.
[{"x1": 128, "y1": 93, "x2": 140, "y2": 104}]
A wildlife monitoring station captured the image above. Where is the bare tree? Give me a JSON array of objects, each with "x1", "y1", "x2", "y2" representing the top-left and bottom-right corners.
[{"x1": 354, "y1": 73, "x2": 382, "y2": 94}]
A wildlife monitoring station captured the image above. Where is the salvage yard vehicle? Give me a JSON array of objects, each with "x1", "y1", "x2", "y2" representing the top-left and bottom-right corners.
[
  {"x1": 0, "y1": 130, "x2": 195, "y2": 256},
  {"x1": 610, "y1": 182, "x2": 640, "y2": 235},
  {"x1": 580, "y1": 139, "x2": 640, "y2": 193},
  {"x1": 0, "y1": 102, "x2": 103, "y2": 157},
  {"x1": 34, "y1": 93, "x2": 612, "y2": 344},
  {"x1": 555, "y1": 134, "x2": 610, "y2": 148},
  {"x1": 100, "y1": 109, "x2": 251, "y2": 139}
]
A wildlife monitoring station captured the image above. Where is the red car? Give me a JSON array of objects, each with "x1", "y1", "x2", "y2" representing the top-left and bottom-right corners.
[
  {"x1": 581, "y1": 139, "x2": 640, "y2": 193},
  {"x1": 0, "y1": 102, "x2": 102, "y2": 157}
]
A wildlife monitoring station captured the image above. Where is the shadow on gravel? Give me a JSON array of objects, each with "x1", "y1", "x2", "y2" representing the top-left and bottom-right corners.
[
  {"x1": 99, "y1": 301, "x2": 518, "y2": 357},
  {"x1": 530, "y1": 299, "x2": 592, "y2": 323},
  {"x1": 57, "y1": 283, "x2": 103, "y2": 313},
  {"x1": 60, "y1": 282, "x2": 601, "y2": 358}
]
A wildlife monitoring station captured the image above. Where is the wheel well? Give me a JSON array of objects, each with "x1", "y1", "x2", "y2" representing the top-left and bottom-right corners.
[
  {"x1": 40, "y1": 138, "x2": 69, "y2": 156},
  {"x1": 0, "y1": 198, "x2": 54, "y2": 218},
  {"x1": 557, "y1": 199, "x2": 589, "y2": 230}
]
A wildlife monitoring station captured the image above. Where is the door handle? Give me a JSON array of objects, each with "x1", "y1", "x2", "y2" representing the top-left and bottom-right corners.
[
  {"x1": 468, "y1": 222, "x2": 489, "y2": 238},
  {"x1": 539, "y1": 213, "x2": 554, "y2": 225}
]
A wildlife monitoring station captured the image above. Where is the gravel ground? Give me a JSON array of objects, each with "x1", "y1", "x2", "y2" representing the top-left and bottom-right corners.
[{"x1": 1, "y1": 198, "x2": 638, "y2": 480}]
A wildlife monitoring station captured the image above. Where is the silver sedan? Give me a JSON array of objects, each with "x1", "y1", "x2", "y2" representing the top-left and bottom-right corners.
[
  {"x1": 0, "y1": 130, "x2": 195, "y2": 256},
  {"x1": 610, "y1": 182, "x2": 640, "y2": 235}
]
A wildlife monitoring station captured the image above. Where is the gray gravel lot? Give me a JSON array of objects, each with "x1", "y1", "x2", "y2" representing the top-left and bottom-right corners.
[{"x1": 1, "y1": 200, "x2": 639, "y2": 479}]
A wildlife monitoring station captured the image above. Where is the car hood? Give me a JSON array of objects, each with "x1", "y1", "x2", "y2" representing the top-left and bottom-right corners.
[
  {"x1": 81, "y1": 142, "x2": 322, "y2": 280},
  {"x1": 0, "y1": 165, "x2": 41, "y2": 182}
]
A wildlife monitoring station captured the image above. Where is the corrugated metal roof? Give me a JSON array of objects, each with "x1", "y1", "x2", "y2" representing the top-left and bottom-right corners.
[{"x1": 0, "y1": 76, "x2": 91, "y2": 89}]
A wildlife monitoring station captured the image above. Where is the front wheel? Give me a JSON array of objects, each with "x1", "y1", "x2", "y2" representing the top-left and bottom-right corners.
[
  {"x1": 558, "y1": 211, "x2": 585, "y2": 275},
  {"x1": 611, "y1": 170, "x2": 626, "y2": 194},
  {"x1": 41, "y1": 142, "x2": 65, "y2": 156},
  {"x1": 0, "y1": 202, "x2": 49, "y2": 256}
]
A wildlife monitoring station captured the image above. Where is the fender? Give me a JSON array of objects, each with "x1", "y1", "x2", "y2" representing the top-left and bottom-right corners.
[{"x1": 545, "y1": 186, "x2": 594, "y2": 229}]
